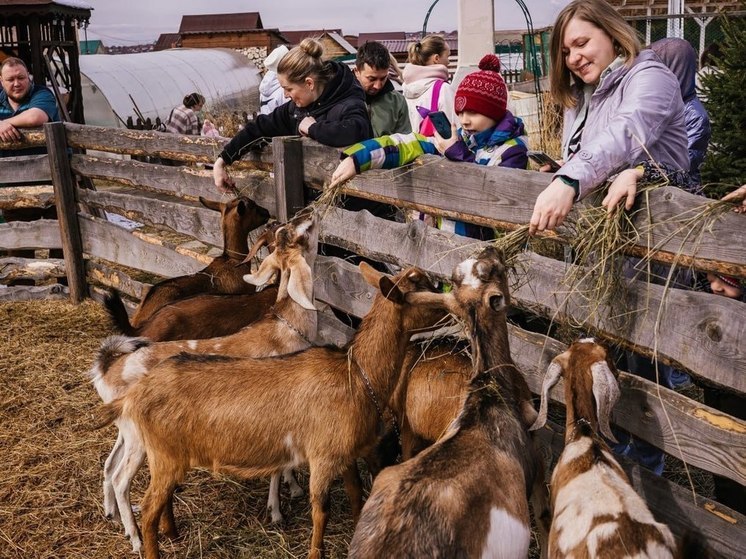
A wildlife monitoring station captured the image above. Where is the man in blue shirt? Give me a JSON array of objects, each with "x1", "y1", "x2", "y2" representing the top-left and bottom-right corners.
[{"x1": 1, "y1": 56, "x2": 60, "y2": 157}]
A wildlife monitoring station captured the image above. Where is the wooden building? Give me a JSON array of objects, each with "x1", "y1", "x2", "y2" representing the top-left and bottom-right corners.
[
  {"x1": 177, "y1": 11, "x2": 287, "y2": 53},
  {"x1": 280, "y1": 29, "x2": 356, "y2": 59},
  {"x1": 0, "y1": 0, "x2": 91, "y2": 123}
]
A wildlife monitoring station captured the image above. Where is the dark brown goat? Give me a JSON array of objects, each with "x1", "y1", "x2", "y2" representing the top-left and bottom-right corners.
[{"x1": 106, "y1": 196, "x2": 270, "y2": 334}]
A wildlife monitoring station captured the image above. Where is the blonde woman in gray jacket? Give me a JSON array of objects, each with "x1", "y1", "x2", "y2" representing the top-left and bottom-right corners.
[{"x1": 529, "y1": 0, "x2": 689, "y2": 234}]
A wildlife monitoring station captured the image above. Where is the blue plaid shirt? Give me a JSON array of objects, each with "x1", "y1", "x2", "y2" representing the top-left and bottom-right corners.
[{"x1": 1, "y1": 84, "x2": 60, "y2": 158}]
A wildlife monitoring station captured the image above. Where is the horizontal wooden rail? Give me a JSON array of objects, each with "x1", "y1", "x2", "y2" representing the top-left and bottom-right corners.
[
  {"x1": 0, "y1": 219, "x2": 61, "y2": 250},
  {"x1": 0, "y1": 257, "x2": 65, "y2": 281},
  {"x1": 0, "y1": 155, "x2": 51, "y2": 185},
  {"x1": 70, "y1": 154, "x2": 277, "y2": 212},
  {"x1": 301, "y1": 141, "x2": 746, "y2": 277},
  {"x1": 317, "y1": 207, "x2": 746, "y2": 393},
  {"x1": 313, "y1": 255, "x2": 746, "y2": 486}
]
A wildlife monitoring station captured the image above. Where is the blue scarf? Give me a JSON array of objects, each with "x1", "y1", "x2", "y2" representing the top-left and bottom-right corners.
[{"x1": 459, "y1": 111, "x2": 525, "y2": 154}]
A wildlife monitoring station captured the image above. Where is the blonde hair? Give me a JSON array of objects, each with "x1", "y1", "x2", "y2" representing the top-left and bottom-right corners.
[
  {"x1": 277, "y1": 38, "x2": 335, "y2": 87},
  {"x1": 550, "y1": 0, "x2": 641, "y2": 108},
  {"x1": 407, "y1": 35, "x2": 449, "y2": 66}
]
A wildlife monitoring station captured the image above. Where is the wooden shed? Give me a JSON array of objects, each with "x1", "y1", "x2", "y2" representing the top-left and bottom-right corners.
[
  {"x1": 177, "y1": 11, "x2": 287, "y2": 53},
  {"x1": 0, "y1": 0, "x2": 91, "y2": 123}
]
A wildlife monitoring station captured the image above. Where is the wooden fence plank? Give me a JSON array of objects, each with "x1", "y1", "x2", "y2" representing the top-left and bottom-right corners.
[
  {"x1": 0, "y1": 155, "x2": 51, "y2": 186},
  {"x1": 272, "y1": 137, "x2": 306, "y2": 221},
  {"x1": 45, "y1": 122, "x2": 86, "y2": 302},
  {"x1": 0, "y1": 257, "x2": 65, "y2": 281},
  {"x1": 0, "y1": 185, "x2": 55, "y2": 210},
  {"x1": 0, "y1": 220, "x2": 61, "y2": 250},
  {"x1": 79, "y1": 215, "x2": 203, "y2": 277},
  {"x1": 70, "y1": 154, "x2": 277, "y2": 210},
  {"x1": 85, "y1": 259, "x2": 150, "y2": 301},
  {"x1": 0, "y1": 283, "x2": 68, "y2": 301},
  {"x1": 316, "y1": 207, "x2": 746, "y2": 393},
  {"x1": 63, "y1": 123, "x2": 273, "y2": 170},
  {"x1": 302, "y1": 142, "x2": 746, "y2": 276},
  {"x1": 313, "y1": 255, "x2": 746, "y2": 485},
  {"x1": 79, "y1": 187, "x2": 223, "y2": 247},
  {"x1": 536, "y1": 421, "x2": 746, "y2": 559}
]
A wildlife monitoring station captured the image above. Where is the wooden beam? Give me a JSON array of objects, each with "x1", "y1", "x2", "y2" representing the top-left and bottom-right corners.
[
  {"x1": 301, "y1": 141, "x2": 746, "y2": 276},
  {"x1": 0, "y1": 283, "x2": 68, "y2": 301},
  {"x1": 45, "y1": 122, "x2": 86, "y2": 303},
  {"x1": 316, "y1": 207, "x2": 746, "y2": 393},
  {"x1": 0, "y1": 155, "x2": 51, "y2": 186},
  {"x1": 63, "y1": 123, "x2": 273, "y2": 171},
  {"x1": 70, "y1": 154, "x2": 277, "y2": 211},
  {"x1": 85, "y1": 259, "x2": 150, "y2": 301},
  {"x1": 313, "y1": 255, "x2": 746, "y2": 485},
  {"x1": 272, "y1": 136, "x2": 306, "y2": 221},
  {"x1": 79, "y1": 215, "x2": 204, "y2": 278},
  {"x1": 0, "y1": 257, "x2": 65, "y2": 281},
  {"x1": 0, "y1": 220, "x2": 61, "y2": 250},
  {"x1": 0, "y1": 185, "x2": 55, "y2": 211}
]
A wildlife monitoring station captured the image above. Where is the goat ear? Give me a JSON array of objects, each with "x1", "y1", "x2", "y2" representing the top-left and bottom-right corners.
[
  {"x1": 529, "y1": 361, "x2": 563, "y2": 432},
  {"x1": 404, "y1": 290, "x2": 457, "y2": 313},
  {"x1": 379, "y1": 276, "x2": 404, "y2": 304},
  {"x1": 591, "y1": 361, "x2": 621, "y2": 443},
  {"x1": 287, "y1": 257, "x2": 316, "y2": 310},
  {"x1": 244, "y1": 251, "x2": 280, "y2": 286},
  {"x1": 359, "y1": 261, "x2": 384, "y2": 287},
  {"x1": 236, "y1": 199, "x2": 248, "y2": 216},
  {"x1": 199, "y1": 196, "x2": 222, "y2": 212}
]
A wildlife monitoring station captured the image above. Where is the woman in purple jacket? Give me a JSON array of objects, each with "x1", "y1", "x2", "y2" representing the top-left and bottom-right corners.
[{"x1": 529, "y1": 0, "x2": 689, "y2": 234}]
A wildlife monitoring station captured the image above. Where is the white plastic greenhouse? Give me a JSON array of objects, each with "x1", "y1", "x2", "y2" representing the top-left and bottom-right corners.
[{"x1": 79, "y1": 48, "x2": 261, "y2": 128}]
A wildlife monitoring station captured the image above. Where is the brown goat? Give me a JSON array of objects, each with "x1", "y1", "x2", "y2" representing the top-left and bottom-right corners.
[
  {"x1": 349, "y1": 247, "x2": 548, "y2": 559},
  {"x1": 106, "y1": 196, "x2": 270, "y2": 334},
  {"x1": 90, "y1": 211, "x2": 319, "y2": 552},
  {"x1": 98, "y1": 262, "x2": 445, "y2": 559},
  {"x1": 530, "y1": 339, "x2": 681, "y2": 559}
]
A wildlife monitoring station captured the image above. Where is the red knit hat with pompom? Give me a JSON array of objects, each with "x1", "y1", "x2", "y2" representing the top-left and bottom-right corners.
[{"x1": 454, "y1": 54, "x2": 508, "y2": 122}]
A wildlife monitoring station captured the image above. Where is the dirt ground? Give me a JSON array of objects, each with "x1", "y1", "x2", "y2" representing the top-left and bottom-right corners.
[{"x1": 0, "y1": 300, "x2": 355, "y2": 559}]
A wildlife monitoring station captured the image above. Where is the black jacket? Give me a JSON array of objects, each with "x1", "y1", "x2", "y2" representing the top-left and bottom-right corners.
[{"x1": 220, "y1": 61, "x2": 372, "y2": 164}]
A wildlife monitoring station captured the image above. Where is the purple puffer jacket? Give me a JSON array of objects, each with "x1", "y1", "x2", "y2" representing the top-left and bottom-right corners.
[{"x1": 557, "y1": 49, "x2": 689, "y2": 200}]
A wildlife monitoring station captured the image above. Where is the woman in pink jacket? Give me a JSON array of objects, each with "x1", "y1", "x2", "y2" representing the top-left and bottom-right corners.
[
  {"x1": 529, "y1": 0, "x2": 689, "y2": 234},
  {"x1": 402, "y1": 34, "x2": 457, "y2": 136}
]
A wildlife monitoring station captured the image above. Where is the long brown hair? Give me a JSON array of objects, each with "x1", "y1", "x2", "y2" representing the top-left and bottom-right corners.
[
  {"x1": 549, "y1": 0, "x2": 641, "y2": 107},
  {"x1": 277, "y1": 38, "x2": 335, "y2": 88}
]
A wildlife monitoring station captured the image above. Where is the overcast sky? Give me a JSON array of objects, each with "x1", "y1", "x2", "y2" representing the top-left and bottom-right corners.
[{"x1": 84, "y1": 0, "x2": 571, "y2": 45}]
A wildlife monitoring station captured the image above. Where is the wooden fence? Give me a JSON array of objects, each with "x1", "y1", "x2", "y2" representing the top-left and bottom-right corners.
[{"x1": 1, "y1": 122, "x2": 745, "y2": 557}]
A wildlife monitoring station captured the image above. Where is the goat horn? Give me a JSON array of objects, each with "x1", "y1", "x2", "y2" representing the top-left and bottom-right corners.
[
  {"x1": 242, "y1": 231, "x2": 272, "y2": 265},
  {"x1": 591, "y1": 361, "x2": 621, "y2": 443},
  {"x1": 530, "y1": 361, "x2": 563, "y2": 432}
]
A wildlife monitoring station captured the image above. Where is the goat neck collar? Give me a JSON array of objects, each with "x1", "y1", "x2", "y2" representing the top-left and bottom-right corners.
[{"x1": 270, "y1": 307, "x2": 315, "y2": 347}]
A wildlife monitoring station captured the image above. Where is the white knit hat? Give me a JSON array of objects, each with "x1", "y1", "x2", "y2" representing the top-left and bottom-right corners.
[{"x1": 264, "y1": 45, "x2": 289, "y2": 73}]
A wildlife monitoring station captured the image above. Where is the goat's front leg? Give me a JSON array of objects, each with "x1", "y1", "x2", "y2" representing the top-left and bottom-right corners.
[
  {"x1": 307, "y1": 463, "x2": 332, "y2": 559},
  {"x1": 342, "y1": 461, "x2": 363, "y2": 523},
  {"x1": 103, "y1": 431, "x2": 125, "y2": 520}
]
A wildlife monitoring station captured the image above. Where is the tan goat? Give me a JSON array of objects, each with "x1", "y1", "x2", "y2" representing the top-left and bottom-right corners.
[
  {"x1": 90, "y1": 211, "x2": 318, "y2": 552},
  {"x1": 530, "y1": 339, "x2": 684, "y2": 559},
  {"x1": 97, "y1": 262, "x2": 446, "y2": 559},
  {"x1": 105, "y1": 196, "x2": 270, "y2": 334},
  {"x1": 349, "y1": 246, "x2": 548, "y2": 559}
]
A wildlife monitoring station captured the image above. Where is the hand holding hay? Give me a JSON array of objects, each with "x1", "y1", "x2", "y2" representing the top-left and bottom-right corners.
[
  {"x1": 602, "y1": 167, "x2": 644, "y2": 213},
  {"x1": 722, "y1": 184, "x2": 746, "y2": 214}
]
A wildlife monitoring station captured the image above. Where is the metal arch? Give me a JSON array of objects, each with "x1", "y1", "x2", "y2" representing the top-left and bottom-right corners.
[{"x1": 422, "y1": 0, "x2": 442, "y2": 38}]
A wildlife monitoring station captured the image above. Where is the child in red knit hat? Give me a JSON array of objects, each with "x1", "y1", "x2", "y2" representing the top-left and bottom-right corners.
[{"x1": 332, "y1": 54, "x2": 529, "y2": 238}]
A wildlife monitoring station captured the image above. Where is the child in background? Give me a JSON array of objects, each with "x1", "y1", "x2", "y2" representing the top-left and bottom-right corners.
[{"x1": 332, "y1": 54, "x2": 528, "y2": 239}]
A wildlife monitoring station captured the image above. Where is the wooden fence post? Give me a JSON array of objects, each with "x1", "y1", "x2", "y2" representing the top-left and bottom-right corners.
[
  {"x1": 272, "y1": 136, "x2": 305, "y2": 222},
  {"x1": 44, "y1": 122, "x2": 86, "y2": 303}
]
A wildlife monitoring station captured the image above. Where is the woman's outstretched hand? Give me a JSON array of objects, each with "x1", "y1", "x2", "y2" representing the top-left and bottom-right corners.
[
  {"x1": 722, "y1": 184, "x2": 746, "y2": 214},
  {"x1": 602, "y1": 167, "x2": 643, "y2": 213},
  {"x1": 529, "y1": 178, "x2": 576, "y2": 235},
  {"x1": 212, "y1": 157, "x2": 236, "y2": 194}
]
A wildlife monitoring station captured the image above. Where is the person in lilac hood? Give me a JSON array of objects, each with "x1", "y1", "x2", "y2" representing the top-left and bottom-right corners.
[
  {"x1": 529, "y1": 0, "x2": 689, "y2": 234},
  {"x1": 331, "y1": 54, "x2": 528, "y2": 240}
]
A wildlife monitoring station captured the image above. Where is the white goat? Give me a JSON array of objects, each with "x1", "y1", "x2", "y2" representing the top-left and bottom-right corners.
[
  {"x1": 530, "y1": 338, "x2": 682, "y2": 559},
  {"x1": 96, "y1": 262, "x2": 446, "y2": 559},
  {"x1": 349, "y1": 246, "x2": 549, "y2": 559},
  {"x1": 89, "y1": 210, "x2": 319, "y2": 552}
]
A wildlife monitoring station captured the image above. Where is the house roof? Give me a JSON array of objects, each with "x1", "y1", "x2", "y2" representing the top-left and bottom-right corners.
[
  {"x1": 327, "y1": 31, "x2": 356, "y2": 55},
  {"x1": 378, "y1": 37, "x2": 458, "y2": 55},
  {"x1": 178, "y1": 12, "x2": 263, "y2": 35},
  {"x1": 154, "y1": 33, "x2": 181, "y2": 51},
  {"x1": 358, "y1": 31, "x2": 407, "y2": 44},
  {"x1": 0, "y1": 0, "x2": 92, "y2": 18},
  {"x1": 280, "y1": 29, "x2": 342, "y2": 46},
  {"x1": 0, "y1": 0, "x2": 92, "y2": 8}
]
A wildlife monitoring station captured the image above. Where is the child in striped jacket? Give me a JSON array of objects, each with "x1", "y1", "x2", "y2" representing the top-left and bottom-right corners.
[{"x1": 331, "y1": 54, "x2": 528, "y2": 239}]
